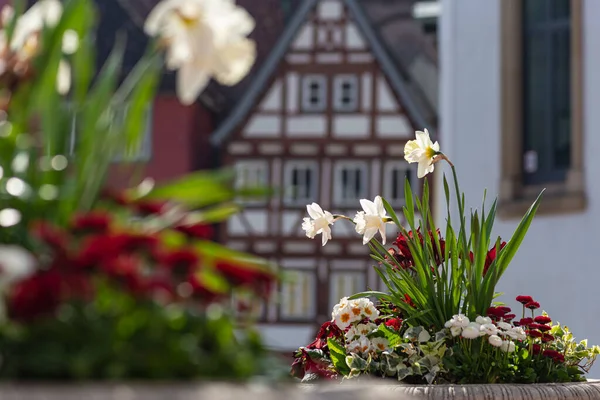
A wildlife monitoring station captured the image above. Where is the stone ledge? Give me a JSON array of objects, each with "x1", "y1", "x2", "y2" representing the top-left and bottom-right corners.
[{"x1": 0, "y1": 381, "x2": 596, "y2": 400}]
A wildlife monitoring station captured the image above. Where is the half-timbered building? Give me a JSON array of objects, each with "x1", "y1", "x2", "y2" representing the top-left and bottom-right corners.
[{"x1": 210, "y1": 0, "x2": 438, "y2": 351}]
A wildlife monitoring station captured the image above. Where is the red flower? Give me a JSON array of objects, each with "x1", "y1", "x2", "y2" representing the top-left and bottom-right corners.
[
  {"x1": 8, "y1": 270, "x2": 62, "y2": 320},
  {"x1": 101, "y1": 255, "x2": 144, "y2": 293},
  {"x1": 518, "y1": 317, "x2": 534, "y2": 327},
  {"x1": 306, "y1": 321, "x2": 344, "y2": 350},
  {"x1": 527, "y1": 330, "x2": 543, "y2": 338},
  {"x1": 503, "y1": 313, "x2": 516, "y2": 322},
  {"x1": 534, "y1": 315, "x2": 552, "y2": 324},
  {"x1": 482, "y1": 241, "x2": 507, "y2": 276},
  {"x1": 385, "y1": 318, "x2": 403, "y2": 331},
  {"x1": 402, "y1": 294, "x2": 416, "y2": 308},
  {"x1": 134, "y1": 200, "x2": 167, "y2": 216},
  {"x1": 542, "y1": 333, "x2": 555, "y2": 343},
  {"x1": 532, "y1": 344, "x2": 541, "y2": 355},
  {"x1": 525, "y1": 301, "x2": 541, "y2": 310},
  {"x1": 487, "y1": 306, "x2": 509, "y2": 319},
  {"x1": 516, "y1": 295, "x2": 534, "y2": 305},
  {"x1": 542, "y1": 349, "x2": 565, "y2": 363},
  {"x1": 529, "y1": 323, "x2": 551, "y2": 332},
  {"x1": 174, "y1": 223, "x2": 214, "y2": 240},
  {"x1": 393, "y1": 229, "x2": 445, "y2": 269},
  {"x1": 71, "y1": 212, "x2": 111, "y2": 233},
  {"x1": 158, "y1": 248, "x2": 200, "y2": 277},
  {"x1": 30, "y1": 221, "x2": 68, "y2": 253}
]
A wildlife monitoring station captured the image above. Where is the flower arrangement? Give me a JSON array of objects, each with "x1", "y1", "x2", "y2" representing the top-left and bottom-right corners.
[
  {"x1": 293, "y1": 130, "x2": 600, "y2": 384},
  {"x1": 0, "y1": 0, "x2": 278, "y2": 381}
]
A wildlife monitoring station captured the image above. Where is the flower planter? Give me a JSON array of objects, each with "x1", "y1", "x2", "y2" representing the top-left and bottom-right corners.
[{"x1": 0, "y1": 381, "x2": 598, "y2": 400}]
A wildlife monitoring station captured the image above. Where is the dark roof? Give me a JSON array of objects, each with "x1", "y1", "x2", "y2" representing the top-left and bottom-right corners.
[{"x1": 210, "y1": 0, "x2": 438, "y2": 146}]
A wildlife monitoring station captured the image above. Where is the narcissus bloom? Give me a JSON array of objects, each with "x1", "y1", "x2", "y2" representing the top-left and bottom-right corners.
[
  {"x1": 404, "y1": 129, "x2": 441, "y2": 178},
  {"x1": 302, "y1": 203, "x2": 334, "y2": 246},
  {"x1": 353, "y1": 196, "x2": 389, "y2": 245},
  {"x1": 144, "y1": 0, "x2": 256, "y2": 105}
]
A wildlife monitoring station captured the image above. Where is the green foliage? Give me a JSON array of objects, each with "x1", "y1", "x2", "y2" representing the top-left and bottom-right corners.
[
  {"x1": 361, "y1": 171, "x2": 544, "y2": 329},
  {"x1": 0, "y1": 283, "x2": 268, "y2": 380}
]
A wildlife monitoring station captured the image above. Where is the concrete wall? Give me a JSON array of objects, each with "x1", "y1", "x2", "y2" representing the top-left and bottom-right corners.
[{"x1": 439, "y1": 0, "x2": 600, "y2": 374}]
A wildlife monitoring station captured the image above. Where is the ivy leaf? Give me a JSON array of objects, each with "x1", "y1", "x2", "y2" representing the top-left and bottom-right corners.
[{"x1": 327, "y1": 337, "x2": 350, "y2": 376}]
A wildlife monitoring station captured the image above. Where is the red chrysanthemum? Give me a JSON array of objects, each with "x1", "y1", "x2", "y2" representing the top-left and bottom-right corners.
[
  {"x1": 543, "y1": 349, "x2": 565, "y2": 363},
  {"x1": 158, "y1": 248, "x2": 200, "y2": 277},
  {"x1": 527, "y1": 329, "x2": 543, "y2": 338},
  {"x1": 503, "y1": 313, "x2": 516, "y2": 322},
  {"x1": 525, "y1": 301, "x2": 541, "y2": 310},
  {"x1": 487, "y1": 306, "x2": 509, "y2": 319},
  {"x1": 534, "y1": 315, "x2": 552, "y2": 324},
  {"x1": 30, "y1": 221, "x2": 69, "y2": 253},
  {"x1": 518, "y1": 317, "x2": 534, "y2": 327},
  {"x1": 529, "y1": 323, "x2": 551, "y2": 332},
  {"x1": 516, "y1": 295, "x2": 534, "y2": 305},
  {"x1": 532, "y1": 344, "x2": 541, "y2": 355},
  {"x1": 542, "y1": 333, "x2": 555, "y2": 343},
  {"x1": 174, "y1": 223, "x2": 214, "y2": 240},
  {"x1": 7, "y1": 270, "x2": 63, "y2": 320},
  {"x1": 71, "y1": 211, "x2": 111, "y2": 233}
]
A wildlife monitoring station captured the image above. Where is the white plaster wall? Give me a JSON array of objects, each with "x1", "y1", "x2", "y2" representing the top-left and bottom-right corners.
[{"x1": 439, "y1": 0, "x2": 600, "y2": 375}]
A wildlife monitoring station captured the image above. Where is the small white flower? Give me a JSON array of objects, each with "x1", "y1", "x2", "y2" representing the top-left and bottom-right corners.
[
  {"x1": 345, "y1": 325, "x2": 359, "y2": 341},
  {"x1": 496, "y1": 321, "x2": 512, "y2": 331},
  {"x1": 332, "y1": 305, "x2": 354, "y2": 330},
  {"x1": 403, "y1": 129, "x2": 441, "y2": 178},
  {"x1": 9, "y1": 0, "x2": 62, "y2": 51},
  {"x1": 461, "y1": 322, "x2": 481, "y2": 339},
  {"x1": 0, "y1": 245, "x2": 36, "y2": 287},
  {"x1": 446, "y1": 314, "x2": 470, "y2": 328},
  {"x1": 476, "y1": 316, "x2": 492, "y2": 325},
  {"x1": 450, "y1": 326, "x2": 462, "y2": 337},
  {"x1": 353, "y1": 196, "x2": 389, "y2": 245},
  {"x1": 56, "y1": 59, "x2": 70, "y2": 94},
  {"x1": 144, "y1": 0, "x2": 256, "y2": 105},
  {"x1": 480, "y1": 323, "x2": 498, "y2": 336},
  {"x1": 302, "y1": 203, "x2": 335, "y2": 246},
  {"x1": 356, "y1": 323, "x2": 377, "y2": 336},
  {"x1": 346, "y1": 335, "x2": 372, "y2": 355},
  {"x1": 510, "y1": 327, "x2": 527, "y2": 341},
  {"x1": 61, "y1": 29, "x2": 79, "y2": 54},
  {"x1": 371, "y1": 337, "x2": 390, "y2": 353},
  {"x1": 488, "y1": 334, "x2": 503, "y2": 347},
  {"x1": 500, "y1": 340, "x2": 516, "y2": 353}
]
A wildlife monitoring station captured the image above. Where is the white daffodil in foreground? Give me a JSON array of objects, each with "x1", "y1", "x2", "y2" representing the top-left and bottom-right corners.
[
  {"x1": 145, "y1": 0, "x2": 256, "y2": 105},
  {"x1": 302, "y1": 203, "x2": 335, "y2": 246},
  {"x1": 404, "y1": 129, "x2": 441, "y2": 178},
  {"x1": 353, "y1": 196, "x2": 389, "y2": 245}
]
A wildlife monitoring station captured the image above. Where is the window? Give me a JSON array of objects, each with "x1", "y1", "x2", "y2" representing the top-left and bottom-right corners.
[
  {"x1": 522, "y1": 1, "x2": 571, "y2": 184},
  {"x1": 280, "y1": 271, "x2": 316, "y2": 321},
  {"x1": 333, "y1": 161, "x2": 367, "y2": 206},
  {"x1": 500, "y1": 0, "x2": 584, "y2": 217},
  {"x1": 383, "y1": 161, "x2": 414, "y2": 207},
  {"x1": 301, "y1": 75, "x2": 327, "y2": 112},
  {"x1": 328, "y1": 271, "x2": 365, "y2": 312},
  {"x1": 333, "y1": 75, "x2": 358, "y2": 112},
  {"x1": 234, "y1": 160, "x2": 268, "y2": 204},
  {"x1": 284, "y1": 160, "x2": 318, "y2": 205}
]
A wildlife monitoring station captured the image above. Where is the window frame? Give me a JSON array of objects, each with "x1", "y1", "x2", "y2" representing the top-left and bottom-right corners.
[
  {"x1": 301, "y1": 74, "x2": 327, "y2": 112},
  {"x1": 333, "y1": 74, "x2": 359, "y2": 112},
  {"x1": 383, "y1": 160, "x2": 414, "y2": 208},
  {"x1": 332, "y1": 160, "x2": 368, "y2": 207},
  {"x1": 500, "y1": 0, "x2": 584, "y2": 218},
  {"x1": 283, "y1": 160, "x2": 319, "y2": 206},
  {"x1": 234, "y1": 159, "x2": 269, "y2": 205},
  {"x1": 279, "y1": 269, "x2": 317, "y2": 321}
]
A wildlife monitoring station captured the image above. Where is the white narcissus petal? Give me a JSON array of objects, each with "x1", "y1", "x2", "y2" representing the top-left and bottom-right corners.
[
  {"x1": 176, "y1": 63, "x2": 210, "y2": 105},
  {"x1": 61, "y1": 30, "x2": 79, "y2": 54},
  {"x1": 144, "y1": 0, "x2": 180, "y2": 35},
  {"x1": 213, "y1": 39, "x2": 256, "y2": 85},
  {"x1": 362, "y1": 227, "x2": 378, "y2": 245},
  {"x1": 307, "y1": 203, "x2": 324, "y2": 219},
  {"x1": 359, "y1": 198, "x2": 378, "y2": 215}
]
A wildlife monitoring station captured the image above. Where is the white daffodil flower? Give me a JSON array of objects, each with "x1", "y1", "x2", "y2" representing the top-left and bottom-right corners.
[
  {"x1": 9, "y1": 0, "x2": 62, "y2": 51},
  {"x1": 302, "y1": 203, "x2": 335, "y2": 246},
  {"x1": 404, "y1": 129, "x2": 441, "y2": 178},
  {"x1": 353, "y1": 196, "x2": 389, "y2": 245},
  {"x1": 144, "y1": 0, "x2": 256, "y2": 105}
]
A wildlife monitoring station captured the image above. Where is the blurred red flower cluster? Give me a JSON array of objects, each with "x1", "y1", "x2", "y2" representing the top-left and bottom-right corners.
[{"x1": 8, "y1": 197, "x2": 276, "y2": 321}]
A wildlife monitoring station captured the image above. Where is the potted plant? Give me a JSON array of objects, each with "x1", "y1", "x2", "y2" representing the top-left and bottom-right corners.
[
  {"x1": 0, "y1": 0, "x2": 286, "y2": 390},
  {"x1": 292, "y1": 130, "x2": 600, "y2": 398}
]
